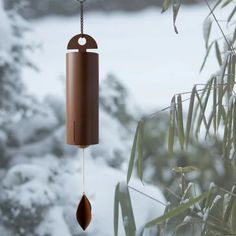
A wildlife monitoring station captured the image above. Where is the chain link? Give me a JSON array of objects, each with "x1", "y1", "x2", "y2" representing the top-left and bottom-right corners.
[
  {"x1": 74, "y1": 0, "x2": 86, "y2": 36},
  {"x1": 80, "y1": 0, "x2": 84, "y2": 36}
]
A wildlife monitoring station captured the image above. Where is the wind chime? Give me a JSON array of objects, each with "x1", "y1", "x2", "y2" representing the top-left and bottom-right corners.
[{"x1": 66, "y1": 0, "x2": 99, "y2": 231}]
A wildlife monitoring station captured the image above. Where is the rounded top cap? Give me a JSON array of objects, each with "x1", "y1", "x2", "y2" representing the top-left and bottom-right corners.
[{"x1": 67, "y1": 34, "x2": 98, "y2": 52}]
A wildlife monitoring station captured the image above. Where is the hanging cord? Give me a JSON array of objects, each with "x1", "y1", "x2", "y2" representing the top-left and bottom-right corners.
[{"x1": 82, "y1": 148, "x2": 85, "y2": 194}]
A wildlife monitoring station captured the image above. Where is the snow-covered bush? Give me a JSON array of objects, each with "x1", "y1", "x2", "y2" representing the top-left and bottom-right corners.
[
  {"x1": 0, "y1": 0, "x2": 37, "y2": 125},
  {"x1": 0, "y1": 154, "x2": 166, "y2": 236},
  {"x1": 0, "y1": 163, "x2": 56, "y2": 235}
]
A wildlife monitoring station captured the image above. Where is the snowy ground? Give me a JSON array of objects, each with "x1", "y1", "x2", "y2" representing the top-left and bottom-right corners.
[
  {"x1": 2, "y1": 154, "x2": 166, "y2": 236},
  {"x1": 22, "y1": 4, "x2": 225, "y2": 113}
]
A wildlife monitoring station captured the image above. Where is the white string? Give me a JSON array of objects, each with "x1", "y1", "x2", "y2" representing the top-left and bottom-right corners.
[{"x1": 82, "y1": 148, "x2": 85, "y2": 194}]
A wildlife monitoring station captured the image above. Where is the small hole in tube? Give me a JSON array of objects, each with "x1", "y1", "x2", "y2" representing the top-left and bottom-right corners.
[{"x1": 78, "y1": 37, "x2": 86, "y2": 46}]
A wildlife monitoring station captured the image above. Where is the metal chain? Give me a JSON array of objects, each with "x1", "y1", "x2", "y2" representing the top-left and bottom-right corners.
[
  {"x1": 74, "y1": 0, "x2": 86, "y2": 36},
  {"x1": 80, "y1": 0, "x2": 85, "y2": 36}
]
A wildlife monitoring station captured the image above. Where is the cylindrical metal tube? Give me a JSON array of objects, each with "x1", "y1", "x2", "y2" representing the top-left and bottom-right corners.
[{"x1": 66, "y1": 34, "x2": 99, "y2": 146}]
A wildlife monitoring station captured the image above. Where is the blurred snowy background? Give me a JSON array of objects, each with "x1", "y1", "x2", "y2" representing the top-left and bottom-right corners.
[{"x1": 0, "y1": 0, "x2": 223, "y2": 235}]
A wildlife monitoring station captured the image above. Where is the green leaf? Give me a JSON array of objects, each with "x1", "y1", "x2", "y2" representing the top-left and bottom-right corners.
[
  {"x1": 114, "y1": 183, "x2": 120, "y2": 236},
  {"x1": 177, "y1": 95, "x2": 185, "y2": 149},
  {"x1": 145, "y1": 191, "x2": 210, "y2": 228},
  {"x1": 223, "y1": 185, "x2": 236, "y2": 223},
  {"x1": 222, "y1": 103, "x2": 233, "y2": 158},
  {"x1": 161, "y1": 0, "x2": 171, "y2": 13},
  {"x1": 185, "y1": 87, "x2": 196, "y2": 149},
  {"x1": 213, "y1": 77, "x2": 217, "y2": 133},
  {"x1": 233, "y1": 28, "x2": 236, "y2": 44},
  {"x1": 195, "y1": 80, "x2": 212, "y2": 136},
  {"x1": 227, "y1": 55, "x2": 233, "y2": 96},
  {"x1": 203, "y1": 17, "x2": 212, "y2": 49},
  {"x1": 209, "y1": 0, "x2": 222, "y2": 14},
  {"x1": 168, "y1": 96, "x2": 176, "y2": 153},
  {"x1": 172, "y1": 0, "x2": 181, "y2": 34},
  {"x1": 205, "y1": 111, "x2": 213, "y2": 139},
  {"x1": 232, "y1": 55, "x2": 236, "y2": 85},
  {"x1": 227, "y1": 6, "x2": 236, "y2": 22},
  {"x1": 127, "y1": 123, "x2": 139, "y2": 183},
  {"x1": 137, "y1": 120, "x2": 144, "y2": 181},
  {"x1": 220, "y1": 54, "x2": 229, "y2": 81},
  {"x1": 200, "y1": 41, "x2": 214, "y2": 72},
  {"x1": 221, "y1": 0, "x2": 233, "y2": 8},
  {"x1": 215, "y1": 41, "x2": 222, "y2": 66},
  {"x1": 172, "y1": 166, "x2": 198, "y2": 174},
  {"x1": 209, "y1": 195, "x2": 224, "y2": 222},
  {"x1": 234, "y1": 101, "x2": 236, "y2": 152},
  {"x1": 119, "y1": 183, "x2": 136, "y2": 236},
  {"x1": 227, "y1": 102, "x2": 234, "y2": 154},
  {"x1": 219, "y1": 103, "x2": 227, "y2": 125},
  {"x1": 232, "y1": 198, "x2": 236, "y2": 233}
]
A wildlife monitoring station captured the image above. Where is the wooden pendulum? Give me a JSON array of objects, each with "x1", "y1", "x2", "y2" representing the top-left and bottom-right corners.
[{"x1": 66, "y1": 0, "x2": 99, "y2": 231}]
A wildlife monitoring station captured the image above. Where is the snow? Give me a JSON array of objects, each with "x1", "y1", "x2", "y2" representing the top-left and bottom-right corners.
[
  {"x1": 0, "y1": 0, "x2": 12, "y2": 57},
  {"x1": 2, "y1": 163, "x2": 56, "y2": 208},
  {"x1": 0, "y1": 3, "x2": 230, "y2": 235},
  {"x1": 6, "y1": 111, "x2": 58, "y2": 145},
  {"x1": 22, "y1": 5, "x2": 222, "y2": 113},
  {"x1": 36, "y1": 207, "x2": 71, "y2": 236},
  {"x1": 1, "y1": 154, "x2": 166, "y2": 235}
]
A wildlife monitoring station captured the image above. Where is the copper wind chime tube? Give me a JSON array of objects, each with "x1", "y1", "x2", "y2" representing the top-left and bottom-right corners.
[{"x1": 66, "y1": 0, "x2": 99, "y2": 231}]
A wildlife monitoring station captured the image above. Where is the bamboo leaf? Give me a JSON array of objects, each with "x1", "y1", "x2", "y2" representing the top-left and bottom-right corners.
[
  {"x1": 219, "y1": 104, "x2": 227, "y2": 124},
  {"x1": 145, "y1": 191, "x2": 210, "y2": 228},
  {"x1": 210, "y1": 0, "x2": 222, "y2": 14},
  {"x1": 220, "y1": 54, "x2": 229, "y2": 81},
  {"x1": 215, "y1": 41, "x2": 222, "y2": 66},
  {"x1": 195, "y1": 79, "x2": 213, "y2": 136},
  {"x1": 127, "y1": 123, "x2": 139, "y2": 183},
  {"x1": 200, "y1": 41, "x2": 214, "y2": 71},
  {"x1": 172, "y1": 166, "x2": 198, "y2": 174},
  {"x1": 233, "y1": 28, "x2": 236, "y2": 43},
  {"x1": 222, "y1": 103, "x2": 233, "y2": 158},
  {"x1": 227, "y1": 55, "x2": 232, "y2": 96},
  {"x1": 227, "y1": 6, "x2": 236, "y2": 22},
  {"x1": 205, "y1": 111, "x2": 213, "y2": 139},
  {"x1": 227, "y1": 102, "x2": 233, "y2": 153},
  {"x1": 218, "y1": 85, "x2": 224, "y2": 128},
  {"x1": 162, "y1": 0, "x2": 171, "y2": 13},
  {"x1": 114, "y1": 183, "x2": 120, "y2": 236},
  {"x1": 223, "y1": 185, "x2": 236, "y2": 223},
  {"x1": 203, "y1": 17, "x2": 212, "y2": 49},
  {"x1": 119, "y1": 183, "x2": 136, "y2": 236},
  {"x1": 221, "y1": 0, "x2": 233, "y2": 8},
  {"x1": 213, "y1": 77, "x2": 217, "y2": 133},
  {"x1": 168, "y1": 96, "x2": 176, "y2": 153},
  {"x1": 172, "y1": 0, "x2": 181, "y2": 34},
  {"x1": 137, "y1": 120, "x2": 144, "y2": 182},
  {"x1": 232, "y1": 55, "x2": 236, "y2": 85},
  {"x1": 185, "y1": 87, "x2": 196, "y2": 149},
  {"x1": 195, "y1": 91, "x2": 208, "y2": 131},
  {"x1": 232, "y1": 198, "x2": 236, "y2": 233},
  {"x1": 217, "y1": 55, "x2": 229, "y2": 127},
  {"x1": 138, "y1": 227, "x2": 145, "y2": 236},
  {"x1": 177, "y1": 95, "x2": 185, "y2": 149},
  {"x1": 233, "y1": 100, "x2": 236, "y2": 153}
]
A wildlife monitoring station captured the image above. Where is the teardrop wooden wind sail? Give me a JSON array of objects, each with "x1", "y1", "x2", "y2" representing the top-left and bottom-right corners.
[{"x1": 66, "y1": 0, "x2": 99, "y2": 231}]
